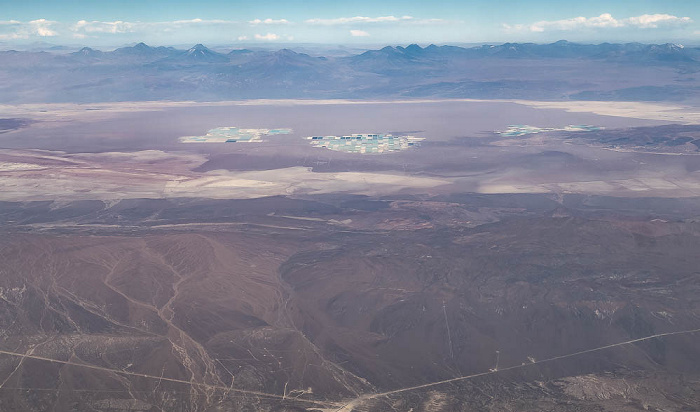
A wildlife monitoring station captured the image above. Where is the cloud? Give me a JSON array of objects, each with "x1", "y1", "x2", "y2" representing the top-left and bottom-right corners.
[
  {"x1": 70, "y1": 18, "x2": 239, "y2": 36},
  {"x1": 237, "y1": 35, "x2": 249, "y2": 41},
  {"x1": 172, "y1": 18, "x2": 204, "y2": 24},
  {"x1": 350, "y1": 29, "x2": 370, "y2": 37},
  {"x1": 306, "y1": 15, "x2": 415, "y2": 25},
  {"x1": 28, "y1": 19, "x2": 58, "y2": 37},
  {"x1": 156, "y1": 18, "x2": 232, "y2": 26},
  {"x1": 254, "y1": 32, "x2": 280, "y2": 41},
  {"x1": 0, "y1": 20, "x2": 24, "y2": 40},
  {"x1": 624, "y1": 14, "x2": 692, "y2": 28},
  {"x1": 0, "y1": 33, "x2": 24, "y2": 40},
  {"x1": 505, "y1": 13, "x2": 693, "y2": 33},
  {"x1": 73, "y1": 20, "x2": 134, "y2": 34},
  {"x1": 0, "y1": 19, "x2": 58, "y2": 39},
  {"x1": 249, "y1": 18, "x2": 289, "y2": 25},
  {"x1": 252, "y1": 33, "x2": 294, "y2": 41}
]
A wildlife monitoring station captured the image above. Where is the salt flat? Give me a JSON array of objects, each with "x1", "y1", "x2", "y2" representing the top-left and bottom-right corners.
[{"x1": 1, "y1": 99, "x2": 698, "y2": 202}]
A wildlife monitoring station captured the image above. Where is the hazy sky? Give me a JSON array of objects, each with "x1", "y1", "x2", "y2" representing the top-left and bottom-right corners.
[{"x1": 1, "y1": 0, "x2": 698, "y2": 47}]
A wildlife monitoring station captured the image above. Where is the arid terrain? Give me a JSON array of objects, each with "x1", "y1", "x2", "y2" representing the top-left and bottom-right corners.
[
  {"x1": 1, "y1": 97, "x2": 700, "y2": 411},
  {"x1": 2, "y1": 194, "x2": 700, "y2": 411}
]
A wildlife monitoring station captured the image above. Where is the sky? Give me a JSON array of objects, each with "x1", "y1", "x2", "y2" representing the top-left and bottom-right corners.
[{"x1": 1, "y1": 0, "x2": 699, "y2": 48}]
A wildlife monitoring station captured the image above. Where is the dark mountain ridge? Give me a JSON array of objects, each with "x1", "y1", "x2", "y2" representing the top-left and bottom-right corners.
[
  {"x1": 14, "y1": 40, "x2": 697, "y2": 65},
  {"x1": 1, "y1": 40, "x2": 698, "y2": 103},
  {"x1": 160, "y1": 43, "x2": 230, "y2": 64}
]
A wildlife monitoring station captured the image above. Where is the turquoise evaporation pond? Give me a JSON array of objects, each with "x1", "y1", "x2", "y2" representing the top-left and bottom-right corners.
[
  {"x1": 498, "y1": 125, "x2": 602, "y2": 137},
  {"x1": 180, "y1": 127, "x2": 292, "y2": 143},
  {"x1": 306, "y1": 133, "x2": 425, "y2": 154}
]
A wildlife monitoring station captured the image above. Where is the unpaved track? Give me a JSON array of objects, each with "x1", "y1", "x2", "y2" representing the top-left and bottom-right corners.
[{"x1": 334, "y1": 327, "x2": 700, "y2": 411}]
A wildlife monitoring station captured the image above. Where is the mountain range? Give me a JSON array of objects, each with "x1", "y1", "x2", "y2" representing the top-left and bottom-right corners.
[{"x1": 1, "y1": 40, "x2": 699, "y2": 103}]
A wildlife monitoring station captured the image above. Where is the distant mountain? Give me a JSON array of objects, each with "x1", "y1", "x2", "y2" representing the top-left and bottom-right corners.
[
  {"x1": 25, "y1": 41, "x2": 75, "y2": 52},
  {"x1": 21, "y1": 40, "x2": 700, "y2": 67},
  {"x1": 450, "y1": 41, "x2": 697, "y2": 63},
  {"x1": 113, "y1": 42, "x2": 154, "y2": 55},
  {"x1": 71, "y1": 47, "x2": 105, "y2": 59},
  {"x1": 593, "y1": 43, "x2": 697, "y2": 64},
  {"x1": 232, "y1": 49, "x2": 339, "y2": 91},
  {"x1": 162, "y1": 44, "x2": 230, "y2": 64},
  {"x1": 357, "y1": 41, "x2": 699, "y2": 71},
  {"x1": 1, "y1": 40, "x2": 699, "y2": 103},
  {"x1": 227, "y1": 48, "x2": 256, "y2": 63},
  {"x1": 422, "y1": 43, "x2": 470, "y2": 57},
  {"x1": 347, "y1": 44, "x2": 451, "y2": 73},
  {"x1": 112, "y1": 42, "x2": 178, "y2": 59},
  {"x1": 464, "y1": 40, "x2": 602, "y2": 59},
  {"x1": 351, "y1": 45, "x2": 423, "y2": 64},
  {"x1": 251, "y1": 49, "x2": 325, "y2": 68}
]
